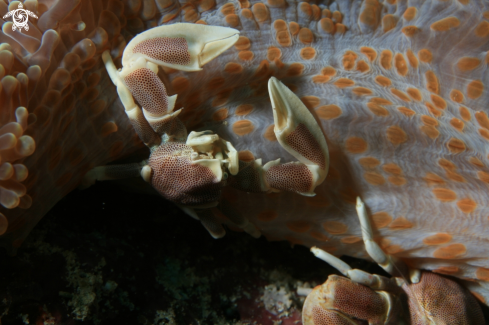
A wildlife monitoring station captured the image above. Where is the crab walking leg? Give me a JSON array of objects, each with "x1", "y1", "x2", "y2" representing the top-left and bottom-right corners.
[
  {"x1": 265, "y1": 77, "x2": 329, "y2": 196},
  {"x1": 356, "y1": 197, "x2": 420, "y2": 283}
]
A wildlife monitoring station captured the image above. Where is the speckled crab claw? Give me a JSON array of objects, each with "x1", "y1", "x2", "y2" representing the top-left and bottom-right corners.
[
  {"x1": 301, "y1": 197, "x2": 485, "y2": 324},
  {"x1": 229, "y1": 78, "x2": 329, "y2": 197}
]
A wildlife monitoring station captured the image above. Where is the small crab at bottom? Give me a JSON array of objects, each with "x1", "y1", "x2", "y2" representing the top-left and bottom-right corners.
[{"x1": 301, "y1": 197, "x2": 485, "y2": 325}]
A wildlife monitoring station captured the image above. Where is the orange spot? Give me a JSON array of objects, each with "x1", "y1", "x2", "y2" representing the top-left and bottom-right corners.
[
  {"x1": 211, "y1": 89, "x2": 232, "y2": 107},
  {"x1": 334, "y1": 78, "x2": 355, "y2": 88},
  {"x1": 438, "y1": 159, "x2": 456, "y2": 171},
  {"x1": 425, "y1": 102, "x2": 442, "y2": 117},
  {"x1": 341, "y1": 236, "x2": 362, "y2": 244},
  {"x1": 299, "y1": 27, "x2": 313, "y2": 44},
  {"x1": 199, "y1": 0, "x2": 216, "y2": 11},
  {"x1": 273, "y1": 19, "x2": 287, "y2": 31},
  {"x1": 425, "y1": 71, "x2": 439, "y2": 94},
  {"x1": 359, "y1": 0, "x2": 380, "y2": 26},
  {"x1": 418, "y1": 49, "x2": 432, "y2": 63},
  {"x1": 257, "y1": 209, "x2": 277, "y2": 221},
  {"x1": 322, "y1": 9, "x2": 332, "y2": 18},
  {"x1": 475, "y1": 21, "x2": 489, "y2": 37},
  {"x1": 300, "y1": 47, "x2": 316, "y2": 60},
  {"x1": 424, "y1": 172, "x2": 445, "y2": 185},
  {"x1": 286, "y1": 221, "x2": 311, "y2": 233},
  {"x1": 263, "y1": 124, "x2": 277, "y2": 141},
  {"x1": 312, "y1": 5, "x2": 321, "y2": 20},
  {"x1": 386, "y1": 126, "x2": 407, "y2": 144},
  {"x1": 403, "y1": 7, "x2": 416, "y2": 21},
  {"x1": 457, "y1": 57, "x2": 480, "y2": 71},
  {"x1": 431, "y1": 94, "x2": 446, "y2": 109},
  {"x1": 101, "y1": 122, "x2": 117, "y2": 137},
  {"x1": 235, "y1": 36, "x2": 250, "y2": 50},
  {"x1": 289, "y1": 22, "x2": 299, "y2": 35},
  {"x1": 397, "y1": 106, "x2": 415, "y2": 117},
  {"x1": 265, "y1": 47, "x2": 281, "y2": 62},
  {"x1": 363, "y1": 172, "x2": 385, "y2": 185},
  {"x1": 450, "y1": 118, "x2": 464, "y2": 132},
  {"x1": 171, "y1": 77, "x2": 190, "y2": 94},
  {"x1": 406, "y1": 88, "x2": 421, "y2": 101},
  {"x1": 467, "y1": 80, "x2": 484, "y2": 99},
  {"x1": 421, "y1": 115, "x2": 438, "y2": 126},
  {"x1": 224, "y1": 62, "x2": 243, "y2": 74},
  {"x1": 370, "y1": 98, "x2": 392, "y2": 106},
  {"x1": 382, "y1": 163, "x2": 402, "y2": 175},
  {"x1": 460, "y1": 106, "x2": 471, "y2": 121},
  {"x1": 389, "y1": 217, "x2": 413, "y2": 229},
  {"x1": 479, "y1": 171, "x2": 489, "y2": 183},
  {"x1": 320, "y1": 18, "x2": 335, "y2": 34},
  {"x1": 360, "y1": 47, "x2": 377, "y2": 61},
  {"x1": 390, "y1": 88, "x2": 411, "y2": 102},
  {"x1": 420, "y1": 125, "x2": 439, "y2": 139},
  {"x1": 402, "y1": 26, "x2": 418, "y2": 37},
  {"x1": 434, "y1": 266, "x2": 459, "y2": 275},
  {"x1": 359, "y1": 157, "x2": 380, "y2": 168},
  {"x1": 310, "y1": 230, "x2": 329, "y2": 241},
  {"x1": 479, "y1": 128, "x2": 489, "y2": 141},
  {"x1": 238, "y1": 150, "x2": 254, "y2": 162},
  {"x1": 342, "y1": 51, "x2": 357, "y2": 70},
  {"x1": 253, "y1": 60, "x2": 270, "y2": 79},
  {"x1": 239, "y1": 50, "x2": 254, "y2": 61},
  {"x1": 406, "y1": 49, "x2": 418, "y2": 68},
  {"x1": 299, "y1": 2, "x2": 312, "y2": 16},
  {"x1": 432, "y1": 188, "x2": 457, "y2": 202},
  {"x1": 388, "y1": 176, "x2": 406, "y2": 186},
  {"x1": 423, "y1": 233, "x2": 452, "y2": 245},
  {"x1": 323, "y1": 221, "x2": 348, "y2": 234},
  {"x1": 352, "y1": 87, "x2": 373, "y2": 96},
  {"x1": 476, "y1": 267, "x2": 489, "y2": 281},
  {"x1": 356, "y1": 60, "x2": 370, "y2": 73},
  {"x1": 312, "y1": 75, "x2": 330, "y2": 83},
  {"x1": 236, "y1": 104, "x2": 253, "y2": 116},
  {"x1": 433, "y1": 243, "x2": 466, "y2": 259},
  {"x1": 287, "y1": 63, "x2": 304, "y2": 76},
  {"x1": 276, "y1": 30, "x2": 291, "y2": 46},
  {"x1": 212, "y1": 108, "x2": 228, "y2": 121},
  {"x1": 332, "y1": 10, "x2": 342, "y2": 23},
  {"x1": 457, "y1": 198, "x2": 477, "y2": 213},
  {"x1": 232, "y1": 120, "x2": 255, "y2": 136},
  {"x1": 367, "y1": 103, "x2": 389, "y2": 117},
  {"x1": 221, "y1": 3, "x2": 235, "y2": 15},
  {"x1": 447, "y1": 138, "x2": 466, "y2": 154},
  {"x1": 252, "y1": 3, "x2": 269, "y2": 22},
  {"x1": 469, "y1": 156, "x2": 483, "y2": 167},
  {"x1": 450, "y1": 89, "x2": 464, "y2": 103},
  {"x1": 380, "y1": 50, "x2": 392, "y2": 69},
  {"x1": 322, "y1": 67, "x2": 337, "y2": 76},
  {"x1": 375, "y1": 75, "x2": 392, "y2": 87},
  {"x1": 225, "y1": 14, "x2": 240, "y2": 27},
  {"x1": 382, "y1": 14, "x2": 397, "y2": 32},
  {"x1": 267, "y1": 0, "x2": 284, "y2": 7},
  {"x1": 301, "y1": 96, "x2": 320, "y2": 109},
  {"x1": 446, "y1": 170, "x2": 465, "y2": 182},
  {"x1": 241, "y1": 8, "x2": 252, "y2": 18},
  {"x1": 371, "y1": 212, "x2": 392, "y2": 228},
  {"x1": 345, "y1": 137, "x2": 368, "y2": 153},
  {"x1": 431, "y1": 17, "x2": 460, "y2": 31},
  {"x1": 394, "y1": 53, "x2": 408, "y2": 76}
]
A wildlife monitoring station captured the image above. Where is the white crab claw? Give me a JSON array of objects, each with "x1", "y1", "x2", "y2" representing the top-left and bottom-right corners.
[{"x1": 122, "y1": 23, "x2": 240, "y2": 72}]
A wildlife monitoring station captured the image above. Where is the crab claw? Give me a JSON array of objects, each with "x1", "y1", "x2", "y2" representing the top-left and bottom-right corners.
[
  {"x1": 266, "y1": 77, "x2": 329, "y2": 196},
  {"x1": 122, "y1": 23, "x2": 240, "y2": 72}
]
